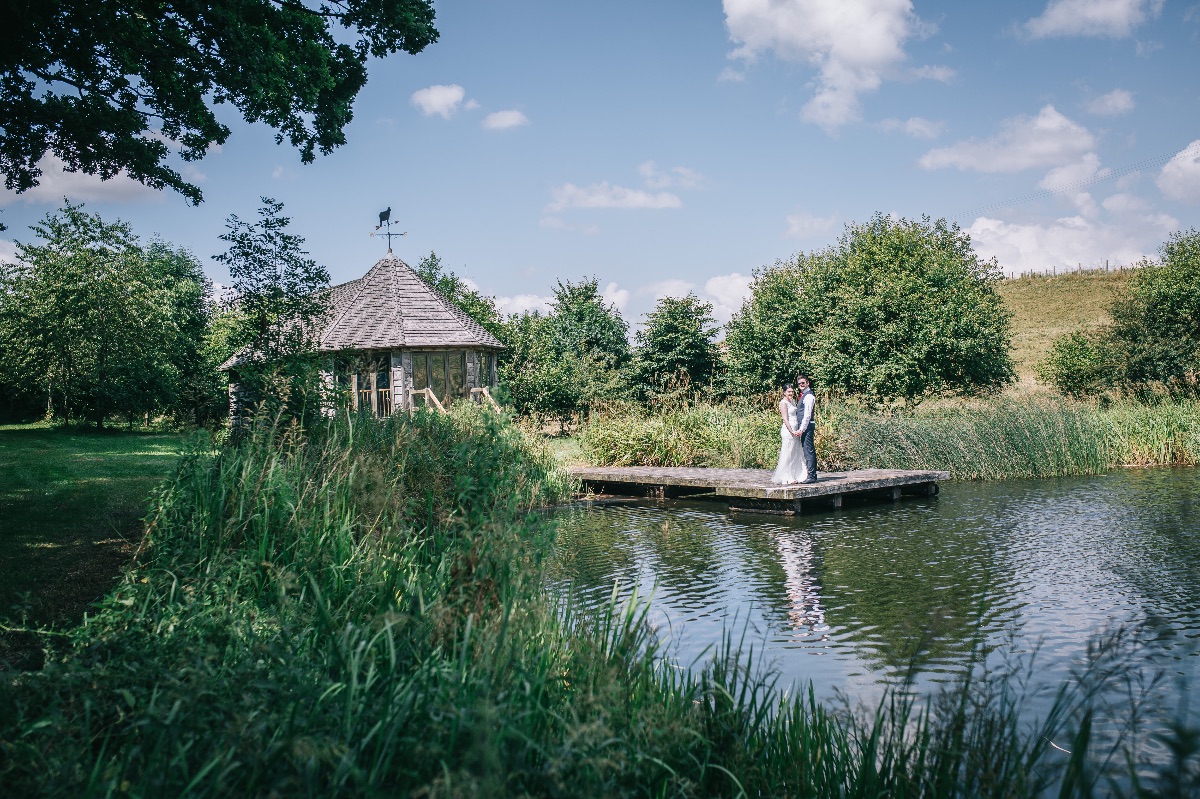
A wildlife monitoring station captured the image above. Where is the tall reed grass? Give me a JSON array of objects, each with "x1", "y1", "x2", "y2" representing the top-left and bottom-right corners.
[
  {"x1": 580, "y1": 397, "x2": 1200, "y2": 479},
  {"x1": 2, "y1": 403, "x2": 1195, "y2": 796}
]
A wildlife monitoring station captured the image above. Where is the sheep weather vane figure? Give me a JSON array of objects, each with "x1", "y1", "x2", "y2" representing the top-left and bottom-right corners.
[{"x1": 370, "y1": 206, "x2": 406, "y2": 254}]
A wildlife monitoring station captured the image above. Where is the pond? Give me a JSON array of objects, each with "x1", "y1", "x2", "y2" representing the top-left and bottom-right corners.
[{"x1": 551, "y1": 467, "x2": 1200, "y2": 717}]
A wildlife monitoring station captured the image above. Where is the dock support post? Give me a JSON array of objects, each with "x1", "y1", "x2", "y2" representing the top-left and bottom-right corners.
[
  {"x1": 890, "y1": 487, "x2": 902, "y2": 501},
  {"x1": 791, "y1": 499, "x2": 803, "y2": 515},
  {"x1": 829, "y1": 494, "x2": 843, "y2": 509}
]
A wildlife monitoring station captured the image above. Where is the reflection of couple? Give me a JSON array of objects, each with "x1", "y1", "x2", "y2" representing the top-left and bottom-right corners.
[{"x1": 771, "y1": 376, "x2": 817, "y2": 485}]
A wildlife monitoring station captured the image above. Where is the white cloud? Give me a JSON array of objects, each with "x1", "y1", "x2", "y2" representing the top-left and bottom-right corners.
[
  {"x1": 1024, "y1": 0, "x2": 1163, "y2": 39},
  {"x1": 967, "y1": 211, "x2": 1175, "y2": 275},
  {"x1": 0, "y1": 239, "x2": 17, "y2": 263},
  {"x1": 1085, "y1": 88, "x2": 1135, "y2": 116},
  {"x1": 1037, "y1": 153, "x2": 1108, "y2": 216},
  {"x1": 603, "y1": 281, "x2": 630, "y2": 311},
  {"x1": 879, "y1": 116, "x2": 945, "y2": 139},
  {"x1": 724, "y1": 0, "x2": 939, "y2": 132},
  {"x1": 1101, "y1": 192, "x2": 1150, "y2": 213},
  {"x1": 539, "y1": 215, "x2": 600, "y2": 235},
  {"x1": 1135, "y1": 38, "x2": 1164, "y2": 56},
  {"x1": 637, "y1": 279, "x2": 697, "y2": 301},
  {"x1": 410, "y1": 84, "x2": 466, "y2": 118},
  {"x1": 1156, "y1": 140, "x2": 1200, "y2": 204},
  {"x1": 271, "y1": 165, "x2": 285, "y2": 179},
  {"x1": 546, "y1": 182, "x2": 682, "y2": 212},
  {"x1": 637, "y1": 161, "x2": 706, "y2": 190},
  {"x1": 910, "y1": 65, "x2": 955, "y2": 82},
  {"x1": 0, "y1": 154, "x2": 161, "y2": 205},
  {"x1": 785, "y1": 209, "x2": 840, "y2": 239},
  {"x1": 703, "y1": 272, "x2": 754, "y2": 324},
  {"x1": 718, "y1": 66, "x2": 747, "y2": 82},
  {"x1": 465, "y1": 99, "x2": 481, "y2": 110},
  {"x1": 482, "y1": 110, "x2": 529, "y2": 130},
  {"x1": 918, "y1": 105, "x2": 1094, "y2": 173},
  {"x1": 495, "y1": 293, "x2": 554, "y2": 316}
]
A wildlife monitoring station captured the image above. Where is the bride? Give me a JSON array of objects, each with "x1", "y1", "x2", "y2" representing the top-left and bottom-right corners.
[{"x1": 771, "y1": 383, "x2": 808, "y2": 485}]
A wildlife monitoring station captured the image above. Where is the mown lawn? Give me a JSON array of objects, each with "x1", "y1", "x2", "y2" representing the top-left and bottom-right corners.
[{"x1": 0, "y1": 425, "x2": 184, "y2": 659}]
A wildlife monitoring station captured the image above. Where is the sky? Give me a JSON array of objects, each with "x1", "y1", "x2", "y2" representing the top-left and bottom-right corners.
[{"x1": 2, "y1": 0, "x2": 1199, "y2": 329}]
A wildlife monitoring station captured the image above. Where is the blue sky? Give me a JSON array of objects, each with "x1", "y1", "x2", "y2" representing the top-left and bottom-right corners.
[{"x1": 2, "y1": 0, "x2": 1198, "y2": 328}]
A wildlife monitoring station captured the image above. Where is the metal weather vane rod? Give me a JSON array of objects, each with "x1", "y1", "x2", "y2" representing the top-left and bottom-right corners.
[{"x1": 369, "y1": 206, "x2": 406, "y2": 253}]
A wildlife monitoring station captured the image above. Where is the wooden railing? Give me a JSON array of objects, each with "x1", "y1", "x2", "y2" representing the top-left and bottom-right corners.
[
  {"x1": 409, "y1": 387, "x2": 446, "y2": 413},
  {"x1": 470, "y1": 386, "x2": 501, "y2": 411}
]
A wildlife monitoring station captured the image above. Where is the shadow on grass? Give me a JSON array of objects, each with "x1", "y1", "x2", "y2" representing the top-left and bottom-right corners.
[{"x1": 0, "y1": 425, "x2": 184, "y2": 668}]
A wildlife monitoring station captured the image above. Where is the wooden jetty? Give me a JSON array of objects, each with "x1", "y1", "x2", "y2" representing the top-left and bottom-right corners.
[{"x1": 571, "y1": 466, "x2": 950, "y2": 515}]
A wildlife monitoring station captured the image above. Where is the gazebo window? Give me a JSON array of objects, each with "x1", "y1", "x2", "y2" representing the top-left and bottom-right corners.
[
  {"x1": 410, "y1": 351, "x2": 468, "y2": 406},
  {"x1": 430, "y1": 353, "x2": 447, "y2": 403}
]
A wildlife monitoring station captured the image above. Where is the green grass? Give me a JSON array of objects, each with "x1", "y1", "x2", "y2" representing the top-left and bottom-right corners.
[
  {"x1": 0, "y1": 424, "x2": 185, "y2": 633},
  {"x1": 997, "y1": 269, "x2": 1134, "y2": 381},
  {"x1": 2, "y1": 409, "x2": 1196, "y2": 795}
]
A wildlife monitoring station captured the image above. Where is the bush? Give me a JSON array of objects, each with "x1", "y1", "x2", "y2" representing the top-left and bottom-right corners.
[
  {"x1": 1110, "y1": 229, "x2": 1200, "y2": 392},
  {"x1": 725, "y1": 214, "x2": 1015, "y2": 404},
  {"x1": 1041, "y1": 229, "x2": 1200, "y2": 399},
  {"x1": 631, "y1": 294, "x2": 721, "y2": 403},
  {"x1": 1036, "y1": 330, "x2": 1114, "y2": 398}
]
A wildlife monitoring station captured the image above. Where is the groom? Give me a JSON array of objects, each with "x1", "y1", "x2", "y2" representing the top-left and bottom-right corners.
[{"x1": 796, "y1": 375, "x2": 817, "y2": 483}]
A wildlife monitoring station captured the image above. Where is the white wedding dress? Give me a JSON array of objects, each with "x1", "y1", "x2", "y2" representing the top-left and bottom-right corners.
[{"x1": 771, "y1": 399, "x2": 809, "y2": 484}]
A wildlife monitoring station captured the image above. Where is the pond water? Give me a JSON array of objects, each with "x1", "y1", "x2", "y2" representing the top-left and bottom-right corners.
[{"x1": 551, "y1": 467, "x2": 1200, "y2": 715}]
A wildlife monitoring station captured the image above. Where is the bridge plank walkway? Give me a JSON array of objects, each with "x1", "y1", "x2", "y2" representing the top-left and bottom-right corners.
[{"x1": 572, "y1": 466, "x2": 950, "y2": 514}]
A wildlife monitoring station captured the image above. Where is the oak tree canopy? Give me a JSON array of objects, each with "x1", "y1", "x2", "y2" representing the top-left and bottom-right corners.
[{"x1": 0, "y1": 0, "x2": 438, "y2": 205}]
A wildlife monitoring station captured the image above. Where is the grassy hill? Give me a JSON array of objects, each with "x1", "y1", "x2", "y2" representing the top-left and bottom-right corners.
[{"x1": 997, "y1": 268, "x2": 1135, "y2": 381}]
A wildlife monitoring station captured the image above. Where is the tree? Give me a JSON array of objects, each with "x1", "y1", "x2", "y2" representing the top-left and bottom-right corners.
[
  {"x1": 215, "y1": 197, "x2": 330, "y2": 419},
  {"x1": 1109, "y1": 229, "x2": 1200, "y2": 390},
  {"x1": 145, "y1": 240, "x2": 228, "y2": 426},
  {"x1": 546, "y1": 278, "x2": 630, "y2": 371},
  {"x1": 415, "y1": 251, "x2": 504, "y2": 340},
  {"x1": 1039, "y1": 228, "x2": 1200, "y2": 397},
  {"x1": 725, "y1": 214, "x2": 1015, "y2": 404},
  {"x1": 632, "y1": 293, "x2": 720, "y2": 401},
  {"x1": 497, "y1": 279, "x2": 632, "y2": 427},
  {"x1": 0, "y1": 202, "x2": 208, "y2": 427},
  {"x1": 0, "y1": 1, "x2": 438, "y2": 207},
  {"x1": 496, "y1": 311, "x2": 579, "y2": 427}
]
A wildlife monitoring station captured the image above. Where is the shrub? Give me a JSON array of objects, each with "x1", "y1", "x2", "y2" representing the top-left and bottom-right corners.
[
  {"x1": 631, "y1": 294, "x2": 721, "y2": 402},
  {"x1": 725, "y1": 214, "x2": 1015, "y2": 404},
  {"x1": 1041, "y1": 228, "x2": 1200, "y2": 398},
  {"x1": 1037, "y1": 330, "x2": 1114, "y2": 398},
  {"x1": 1110, "y1": 229, "x2": 1200, "y2": 392}
]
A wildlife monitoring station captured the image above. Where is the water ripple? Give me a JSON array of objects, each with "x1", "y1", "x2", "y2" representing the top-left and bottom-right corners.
[{"x1": 552, "y1": 467, "x2": 1200, "y2": 703}]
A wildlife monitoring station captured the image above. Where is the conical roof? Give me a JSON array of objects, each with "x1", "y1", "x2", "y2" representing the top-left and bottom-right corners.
[
  {"x1": 319, "y1": 255, "x2": 503, "y2": 351},
  {"x1": 220, "y1": 255, "x2": 502, "y2": 370}
]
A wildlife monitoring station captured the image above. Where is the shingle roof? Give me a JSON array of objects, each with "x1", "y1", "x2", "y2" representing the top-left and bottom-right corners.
[{"x1": 221, "y1": 255, "x2": 503, "y2": 370}]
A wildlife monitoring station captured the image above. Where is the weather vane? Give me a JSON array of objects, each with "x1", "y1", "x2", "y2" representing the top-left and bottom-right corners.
[{"x1": 370, "y1": 206, "x2": 406, "y2": 253}]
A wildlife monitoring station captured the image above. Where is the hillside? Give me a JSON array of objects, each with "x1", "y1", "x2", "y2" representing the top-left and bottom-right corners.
[{"x1": 997, "y1": 268, "x2": 1135, "y2": 381}]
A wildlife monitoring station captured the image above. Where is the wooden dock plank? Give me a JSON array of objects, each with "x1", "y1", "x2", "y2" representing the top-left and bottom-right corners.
[{"x1": 571, "y1": 466, "x2": 949, "y2": 503}]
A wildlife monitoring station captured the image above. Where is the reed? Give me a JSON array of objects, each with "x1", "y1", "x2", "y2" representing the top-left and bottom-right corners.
[
  {"x1": 2, "y1": 404, "x2": 1194, "y2": 796},
  {"x1": 1103, "y1": 398, "x2": 1200, "y2": 466},
  {"x1": 579, "y1": 396, "x2": 1200, "y2": 479},
  {"x1": 843, "y1": 398, "x2": 1111, "y2": 479}
]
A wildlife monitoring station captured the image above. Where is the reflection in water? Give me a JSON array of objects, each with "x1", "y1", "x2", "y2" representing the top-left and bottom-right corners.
[
  {"x1": 552, "y1": 467, "x2": 1200, "y2": 707},
  {"x1": 770, "y1": 530, "x2": 828, "y2": 638}
]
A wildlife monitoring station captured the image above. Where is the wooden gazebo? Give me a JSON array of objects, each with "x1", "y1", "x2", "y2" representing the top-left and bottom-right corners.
[{"x1": 222, "y1": 254, "x2": 504, "y2": 416}]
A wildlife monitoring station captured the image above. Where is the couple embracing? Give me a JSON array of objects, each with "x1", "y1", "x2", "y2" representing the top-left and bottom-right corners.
[{"x1": 771, "y1": 375, "x2": 817, "y2": 485}]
